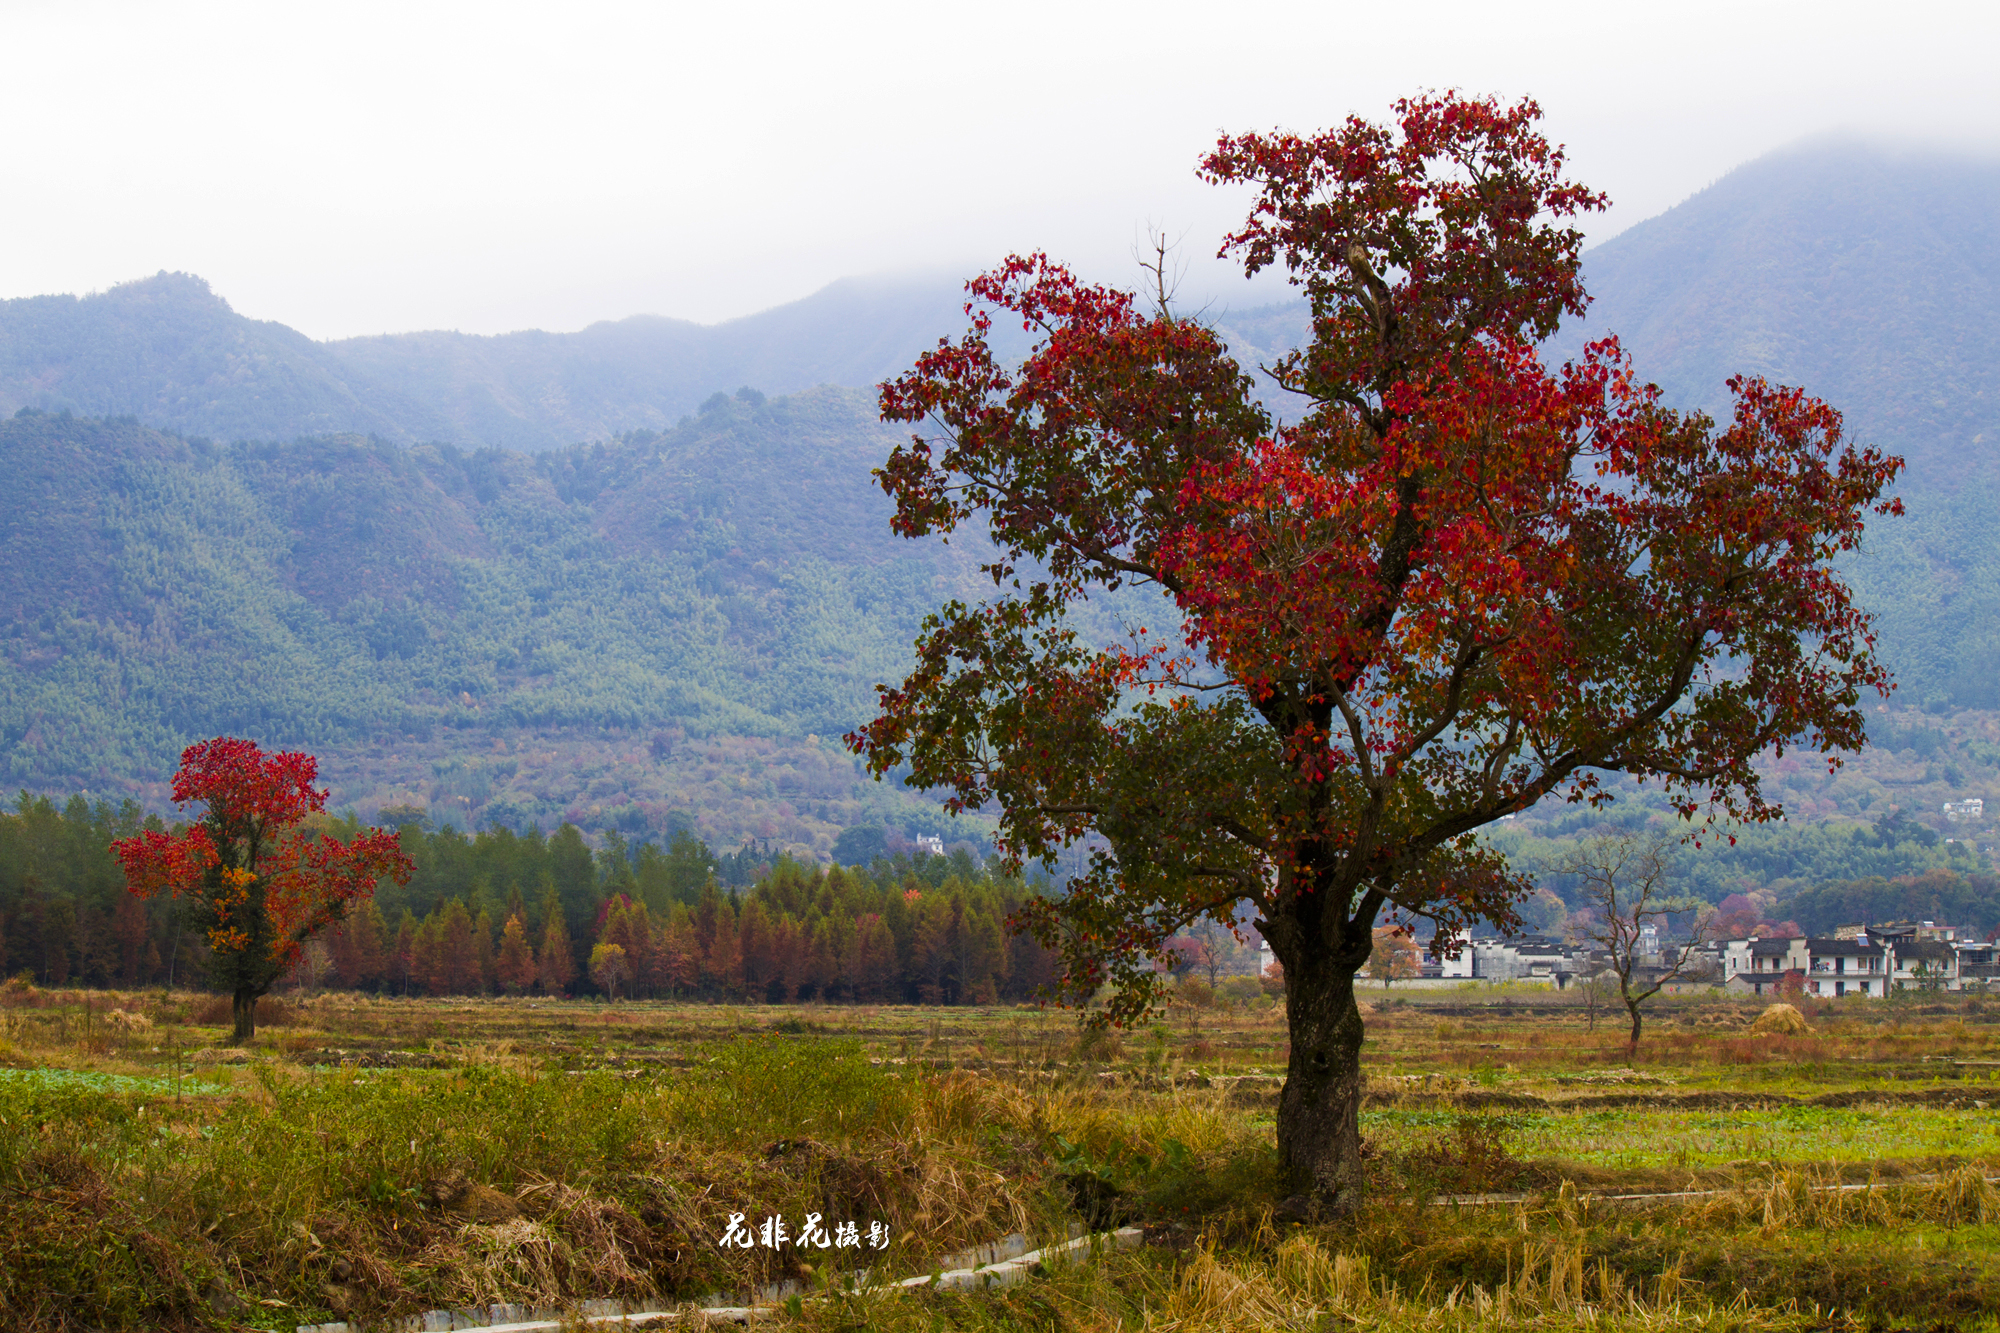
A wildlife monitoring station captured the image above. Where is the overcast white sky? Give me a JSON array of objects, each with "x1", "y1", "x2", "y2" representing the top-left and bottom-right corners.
[{"x1": 1, "y1": 0, "x2": 1993, "y2": 341}]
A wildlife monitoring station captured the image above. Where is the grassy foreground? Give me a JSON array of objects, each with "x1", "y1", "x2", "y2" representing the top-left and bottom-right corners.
[{"x1": 2, "y1": 983, "x2": 1999, "y2": 1330}]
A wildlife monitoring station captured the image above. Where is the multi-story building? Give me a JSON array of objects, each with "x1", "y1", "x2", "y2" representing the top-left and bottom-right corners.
[
  {"x1": 1429, "y1": 934, "x2": 1588, "y2": 984},
  {"x1": 1806, "y1": 936, "x2": 1893, "y2": 997},
  {"x1": 1721, "y1": 937, "x2": 1811, "y2": 997},
  {"x1": 1891, "y1": 940, "x2": 1959, "y2": 990},
  {"x1": 1956, "y1": 939, "x2": 2000, "y2": 989},
  {"x1": 1720, "y1": 928, "x2": 1985, "y2": 996},
  {"x1": 1841, "y1": 920, "x2": 1963, "y2": 943}
]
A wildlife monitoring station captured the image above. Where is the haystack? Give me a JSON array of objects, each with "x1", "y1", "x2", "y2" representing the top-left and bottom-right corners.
[{"x1": 1749, "y1": 1002, "x2": 1810, "y2": 1035}]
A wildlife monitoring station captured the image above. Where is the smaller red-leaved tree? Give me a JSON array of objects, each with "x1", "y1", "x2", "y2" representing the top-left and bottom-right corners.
[{"x1": 113, "y1": 738, "x2": 413, "y2": 1041}]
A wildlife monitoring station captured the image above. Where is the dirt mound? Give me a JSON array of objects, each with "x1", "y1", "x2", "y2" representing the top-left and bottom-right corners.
[
  {"x1": 426, "y1": 1170, "x2": 522, "y2": 1223},
  {"x1": 295, "y1": 1047, "x2": 449, "y2": 1069},
  {"x1": 761, "y1": 1138, "x2": 906, "y2": 1223},
  {"x1": 1750, "y1": 1003, "x2": 1811, "y2": 1035},
  {"x1": 190, "y1": 1047, "x2": 251, "y2": 1065}
]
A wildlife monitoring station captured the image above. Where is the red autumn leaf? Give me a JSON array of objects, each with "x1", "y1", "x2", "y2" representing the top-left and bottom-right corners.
[
  {"x1": 112, "y1": 737, "x2": 414, "y2": 1041},
  {"x1": 849, "y1": 92, "x2": 1900, "y2": 1216}
]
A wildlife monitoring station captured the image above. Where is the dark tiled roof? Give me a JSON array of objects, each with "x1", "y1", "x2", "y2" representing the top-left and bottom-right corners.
[{"x1": 1808, "y1": 938, "x2": 1889, "y2": 956}]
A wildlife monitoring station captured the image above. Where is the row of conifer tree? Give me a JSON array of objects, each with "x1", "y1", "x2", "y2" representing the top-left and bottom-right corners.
[
  {"x1": 0, "y1": 791, "x2": 1055, "y2": 1003},
  {"x1": 320, "y1": 858, "x2": 1057, "y2": 1004}
]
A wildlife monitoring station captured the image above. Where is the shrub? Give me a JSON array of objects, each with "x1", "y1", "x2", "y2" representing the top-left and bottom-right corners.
[
  {"x1": 1218, "y1": 976, "x2": 1261, "y2": 1005},
  {"x1": 1176, "y1": 979, "x2": 1215, "y2": 1009}
]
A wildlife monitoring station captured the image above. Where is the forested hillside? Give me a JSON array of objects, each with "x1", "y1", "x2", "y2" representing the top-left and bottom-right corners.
[
  {"x1": 1555, "y1": 137, "x2": 2000, "y2": 473},
  {"x1": 0, "y1": 390, "x2": 990, "y2": 855},
  {"x1": 1551, "y1": 137, "x2": 2000, "y2": 712}
]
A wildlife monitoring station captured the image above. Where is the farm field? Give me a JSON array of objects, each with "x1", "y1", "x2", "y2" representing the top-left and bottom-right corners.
[{"x1": 4, "y1": 983, "x2": 2000, "y2": 1330}]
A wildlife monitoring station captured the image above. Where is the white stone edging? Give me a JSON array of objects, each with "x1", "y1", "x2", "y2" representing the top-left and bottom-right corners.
[{"x1": 297, "y1": 1226, "x2": 1143, "y2": 1333}]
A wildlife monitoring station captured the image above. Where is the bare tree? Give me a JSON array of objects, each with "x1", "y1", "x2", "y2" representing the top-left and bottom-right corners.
[
  {"x1": 1366, "y1": 925, "x2": 1420, "y2": 989},
  {"x1": 1183, "y1": 916, "x2": 1240, "y2": 989},
  {"x1": 1573, "y1": 971, "x2": 1613, "y2": 1031},
  {"x1": 1552, "y1": 832, "x2": 1718, "y2": 1050}
]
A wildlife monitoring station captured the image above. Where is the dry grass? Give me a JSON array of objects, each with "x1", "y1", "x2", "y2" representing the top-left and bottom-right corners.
[
  {"x1": 4, "y1": 986, "x2": 2000, "y2": 1329},
  {"x1": 800, "y1": 1229, "x2": 1869, "y2": 1332}
]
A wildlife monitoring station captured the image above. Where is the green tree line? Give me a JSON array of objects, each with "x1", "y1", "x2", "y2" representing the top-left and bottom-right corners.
[
  {"x1": 4, "y1": 788, "x2": 1992, "y2": 992},
  {"x1": 0, "y1": 791, "x2": 1053, "y2": 1002}
]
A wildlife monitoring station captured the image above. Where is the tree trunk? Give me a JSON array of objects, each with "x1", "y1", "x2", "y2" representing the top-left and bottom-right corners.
[
  {"x1": 1625, "y1": 1000, "x2": 1642, "y2": 1051},
  {"x1": 1276, "y1": 952, "x2": 1368, "y2": 1217},
  {"x1": 230, "y1": 988, "x2": 258, "y2": 1044}
]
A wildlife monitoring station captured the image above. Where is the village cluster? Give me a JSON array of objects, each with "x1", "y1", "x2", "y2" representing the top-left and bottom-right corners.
[{"x1": 1291, "y1": 920, "x2": 2000, "y2": 1000}]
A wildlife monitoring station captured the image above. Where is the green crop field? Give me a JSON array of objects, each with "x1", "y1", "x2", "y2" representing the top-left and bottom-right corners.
[{"x1": 4, "y1": 982, "x2": 2000, "y2": 1331}]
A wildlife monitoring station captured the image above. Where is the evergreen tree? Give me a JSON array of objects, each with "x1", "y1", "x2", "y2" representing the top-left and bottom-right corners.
[
  {"x1": 496, "y1": 913, "x2": 536, "y2": 993},
  {"x1": 771, "y1": 912, "x2": 806, "y2": 1002},
  {"x1": 737, "y1": 900, "x2": 775, "y2": 1001},
  {"x1": 603, "y1": 898, "x2": 656, "y2": 997},
  {"x1": 410, "y1": 911, "x2": 445, "y2": 994},
  {"x1": 350, "y1": 901, "x2": 388, "y2": 989},
  {"x1": 473, "y1": 908, "x2": 497, "y2": 993},
  {"x1": 658, "y1": 903, "x2": 698, "y2": 995},
  {"x1": 549, "y1": 823, "x2": 597, "y2": 944},
  {"x1": 661, "y1": 829, "x2": 714, "y2": 905},
  {"x1": 113, "y1": 894, "x2": 148, "y2": 985},
  {"x1": 957, "y1": 904, "x2": 1009, "y2": 1005},
  {"x1": 700, "y1": 891, "x2": 741, "y2": 997},
  {"x1": 393, "y1": 911, "x2": 418, "y2": 995},
  {"x1": 439, "y1": 899, "x2": 478, "y2": 993},
  {"x1": 598, "y1": 832, "x2": 638, "y2": 901},
  {"x1": 536, "y1": 907, "x2": 577, "y2": 995},
  {"x1": 910, "y1": 895, "x2": 952, "y2": 1004},
  {"x1": 850, "y1": 914, "x2": 897, "y2": 1001}
]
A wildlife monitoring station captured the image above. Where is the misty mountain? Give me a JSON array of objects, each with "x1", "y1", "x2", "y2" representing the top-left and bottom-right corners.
[
  {"x1": 0, "y1": 267, "x2": 1310, "y2": 454},
  {"x1": 6, "y1": 134, "x2": 2000, "y2": 833},
  {"x1": 4, "y1": 137, "x2": 1993, "y2": 471},
  {"x1": 1555, "y1": 135, "x2": 2000, "y2": 483},
  {"x1": 1549, "y1": 139, "x2": 2000, "y2": 713},
  {"x1": 0, "y1": 270, "x2": 980, "y2": 449}
]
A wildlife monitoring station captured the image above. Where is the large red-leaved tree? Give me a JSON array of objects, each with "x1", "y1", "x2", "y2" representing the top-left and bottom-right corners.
[
  {"x1": 848, "y1": 93, "x2": 1902, "y2": 1216},
  {"x1": 113, "y1": 737, "x2": 413, "y2": 1042}
]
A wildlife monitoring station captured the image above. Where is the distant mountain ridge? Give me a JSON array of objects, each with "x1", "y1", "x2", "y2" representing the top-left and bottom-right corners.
[
  {"x1": 0, "y1": 270, "x2": 981, "y2": 449},
  {"x1": 1553, "y1": 139, "x2": 2000, "y2": 712},
  {"x1": 6, "y1": 138, "x2": 1988, "y2": 472},
  {"x1": 0, "y1": 270, "x2": 1303, "y2": 452}
]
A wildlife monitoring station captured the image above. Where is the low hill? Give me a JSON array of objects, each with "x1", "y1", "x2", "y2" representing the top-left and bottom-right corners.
[
  {"x1": 0, "y1": 391, "x2": 988, "y2": 852},
  {"x1": 0, "y1": 273, "x2": 439, "y2": 443}
]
